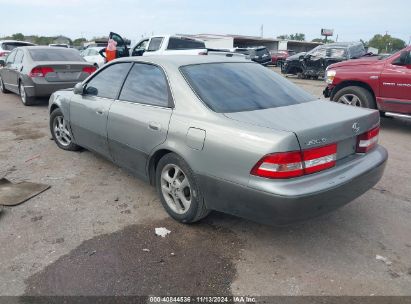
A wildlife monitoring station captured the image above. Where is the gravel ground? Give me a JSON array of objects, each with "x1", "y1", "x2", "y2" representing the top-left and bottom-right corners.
[{"x1": 0, "y1": 67, "x2": 410, "y2": 297}]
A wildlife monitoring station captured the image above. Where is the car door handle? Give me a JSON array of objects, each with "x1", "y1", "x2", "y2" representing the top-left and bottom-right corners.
[
  {"x1": 96, "y1": 109, "x2": 105, "y2": 115},
  {"x1": 148, "y1": 121, "x2": 161, "y2": 131}
]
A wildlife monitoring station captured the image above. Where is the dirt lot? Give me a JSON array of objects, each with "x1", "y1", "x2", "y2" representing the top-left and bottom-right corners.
[{"x1": 0, "y1": 67, "x2": 410, "y2": 297}]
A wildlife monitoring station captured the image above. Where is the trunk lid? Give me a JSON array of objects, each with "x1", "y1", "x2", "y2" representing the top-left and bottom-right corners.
[
  {"x1": 224, "y1": 100, "x2": 379, "y2": 160},
  {"x1": 35, "y1": 61, "x2": 92, "y2": 82}
]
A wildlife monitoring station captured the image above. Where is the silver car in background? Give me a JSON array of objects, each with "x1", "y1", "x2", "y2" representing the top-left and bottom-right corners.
[
  {"x1": 0, "y1": 40, "x2": 35, "y2": 61},
  {"x1": 0, "y1": 46, "x2": 96, "y2": 105},
  {"x1": 48, "y1": 56, "x2": 387, "y2": 225}
]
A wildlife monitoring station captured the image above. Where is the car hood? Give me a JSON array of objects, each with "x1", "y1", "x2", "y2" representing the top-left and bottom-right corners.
[
  {"x1": 223, "y1": 100, "x2": 379, "y2": 153},
  {"x1": 328, "y1": 56, "x2": 381, "y2": 69}
]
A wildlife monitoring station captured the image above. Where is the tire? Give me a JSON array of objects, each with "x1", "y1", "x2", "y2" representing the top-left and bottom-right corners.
[
  {"x1": 0, "y1": 75, "x2": 10, "y2": 93},
  {"x1": 155, "y1": 153, "x2": 210, "y2": 223},
  {"x1": 50, "y1": 108, "x2": 80, "y2": 151},
  {"x1": 19, "y1": 81, "x2": 35, "y2": 106},
  {"x1": 333, "y1": 86, "x2": 376, "y2": 109}
]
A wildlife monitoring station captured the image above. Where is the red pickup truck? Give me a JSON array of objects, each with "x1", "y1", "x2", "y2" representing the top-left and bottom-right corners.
[{"x1": 323, "y1": 46, "x2": 411, "y2": 117}]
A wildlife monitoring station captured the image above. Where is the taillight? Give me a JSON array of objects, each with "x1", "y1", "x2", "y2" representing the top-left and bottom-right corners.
[
  {"x1": 356, "y1": 126, "x2": 379, "y2": 153},
  {"x1": 29, "y1": 67, "x2": 54, "y2": 77},
  {"x1": 251, "y1": 143, "x2": 337, "y2": 179},
  {"x1": 251, "y1": 151, "x2": 304, "y2": 179},
  {"x1": 82, "y1": 66, "x2": 97, "y2": 74},
  {"x1": 0, "y1": 51, "x2": 8, "y2": 57}
]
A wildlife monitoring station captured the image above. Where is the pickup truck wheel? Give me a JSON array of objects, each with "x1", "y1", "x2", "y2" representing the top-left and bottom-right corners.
[
  {"x1": 333, "y1": 86, "x2": 376, "y2": 109},
  {"x1": 156, "y1": 153, "x2": 210, "y2": 224}
]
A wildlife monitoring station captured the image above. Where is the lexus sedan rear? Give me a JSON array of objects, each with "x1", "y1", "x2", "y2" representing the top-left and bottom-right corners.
[{"x1": 48, "y1": 56, "x2": 387, "y2": 225}]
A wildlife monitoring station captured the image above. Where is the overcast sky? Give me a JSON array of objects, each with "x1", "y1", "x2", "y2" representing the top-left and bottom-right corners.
[{"x1": 0, "y1": 0, "x2": 410, "y2": 44}]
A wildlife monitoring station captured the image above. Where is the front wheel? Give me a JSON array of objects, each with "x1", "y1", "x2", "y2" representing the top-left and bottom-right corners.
[
  {"x1": 333, "y1": 86, "x2": 376, "y2": 109},
  {"x1": 156, "y1": 153, "x2": 210, "y2": 223},
  {"x1": 50, "y1": 108, "x2": 80, "y2": 151}
]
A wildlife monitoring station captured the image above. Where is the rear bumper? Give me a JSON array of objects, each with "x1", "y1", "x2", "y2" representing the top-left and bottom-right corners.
[
  {"x1": 199, "y1": 146, "x2": 387, "y2": 225},
  {"x1": 25, "y1": 81, "x2": 78, "y2": 97}
]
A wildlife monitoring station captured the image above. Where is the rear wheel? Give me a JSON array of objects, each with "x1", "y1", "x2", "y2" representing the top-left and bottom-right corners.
[
  {"x1": 19, "y1": 82, "x2": 35, "y2": 106},
  {"x1": 0, "y1": 75, "x2": 10, "y2": 93},
  {"x1": 50, "y1": 108, "x2": 80, "y2": 151},
  {"x1": 333, "y1": 86, "x2": 376, "y2": 109},
  {"x1": 156, "y1": 153, "x2": 210, "y2": 223}
]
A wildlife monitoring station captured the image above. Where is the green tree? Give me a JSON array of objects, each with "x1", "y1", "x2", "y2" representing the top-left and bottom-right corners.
[
  {"x1": 277, "y1": 33, "x2": 306, "y2": 41},
  {"x1": 312, "y1": 38, "x2": 335, "y2": 43},
  {"x1": 73, "y1": 38, "x2": 87, "y2": 46},
  {"x1": 11, "y1": 33, "x2": 25, "y2": 41},
  {"x1": 368, "y1": 34, "x2": 406, "y2": 53}
]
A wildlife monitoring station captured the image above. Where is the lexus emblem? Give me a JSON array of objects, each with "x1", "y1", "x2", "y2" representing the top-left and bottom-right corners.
[{"x1": 352, "y1": 122, "x2": 360, "y2": 133}]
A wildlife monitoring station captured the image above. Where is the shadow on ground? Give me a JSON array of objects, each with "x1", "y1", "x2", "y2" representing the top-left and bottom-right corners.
[{"x1": 24, "y1": 217, "x2": 242, "y2": 296}]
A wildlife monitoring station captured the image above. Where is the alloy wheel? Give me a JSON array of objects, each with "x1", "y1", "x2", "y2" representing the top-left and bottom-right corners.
[
  {"x1": 53, "y1": 116, "x2": 72, "y2": 147},
  {"x1": 338, "y1": 93, "x2": 363, "y2": 107},
  {"x1": 160, "y1": 164, "x2": 192, "y2": 214}
]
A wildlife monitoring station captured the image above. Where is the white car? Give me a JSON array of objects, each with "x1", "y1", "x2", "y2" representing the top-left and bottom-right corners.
[
  {"x1": 81, "y1": 47, "x2": 105, "y2": 68},
  {"x1": 0, "y1": 40, "x2": 35, "y2": 62}
]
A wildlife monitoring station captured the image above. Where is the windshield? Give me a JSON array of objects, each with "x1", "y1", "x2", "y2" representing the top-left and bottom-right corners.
[
  {"x1": 181, "y1": 62, "x2": 314, "y2": 113},
  {"x1": 29, "y1": 48, "x2": 84, "y2": 61}
]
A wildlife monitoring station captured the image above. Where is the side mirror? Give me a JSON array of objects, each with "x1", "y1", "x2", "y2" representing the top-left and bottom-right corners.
[
  {"x1": 0, "y1": 60, "x2": 5, "y2": 67},
  {"x1": 73, "y1": 83, "x2": 84, "y2": 95}
]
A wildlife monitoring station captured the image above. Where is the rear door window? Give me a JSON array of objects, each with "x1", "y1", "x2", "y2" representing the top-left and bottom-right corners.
[
  {"x1": 29, "y1": 49, "x2": 84, "y2": 61},
  {"x1": 147, "y1": 37, "x2": 164, "y2": 51},
  {"x1": 167, "y1": 37, "x2": 205, "y2": 50},
  {"x1": 181, "y1": 62, "x2": 314, "y2": 113},
  {"x1": 119, "y1": 63, "x2": 170, "y2": 107},
  {"x1": 14, "y1": 50, "x2": 24, "y2": 64},
  {"x1": 84, "y1": 62, "x2": 132, "y2": 99}
]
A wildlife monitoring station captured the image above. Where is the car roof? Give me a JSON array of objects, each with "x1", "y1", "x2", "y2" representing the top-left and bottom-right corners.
[
  {"x1": 20, "y1": 46, "x2": 76, "y2": 50},
  {"x1": 115, "y1": 55, "x2": 250, "y2": 68},
  {"x1": 0, "y1": 40, "x2": 35, "y2": 44}
]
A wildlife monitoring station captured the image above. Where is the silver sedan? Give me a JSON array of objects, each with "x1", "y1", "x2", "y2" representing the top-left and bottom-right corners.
[{"x1": 48, "y1": 56, "x2": 387, "y2": 225}]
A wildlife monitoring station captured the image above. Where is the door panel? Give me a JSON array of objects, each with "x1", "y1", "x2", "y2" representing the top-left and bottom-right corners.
[
  {"x1": 380, "y1": 58, "x2": 411, "y2": 102},
  {"x1": 69, "y1": 95, "x2": 114, "y2": 159},
  {"x1": 107, "y1": 101, "x2": 172, "y2": 179}
]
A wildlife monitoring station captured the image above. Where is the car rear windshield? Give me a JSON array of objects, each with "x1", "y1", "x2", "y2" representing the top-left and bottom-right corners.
[
  {"x1": 167, "y1": 37, "x2": 205, "y2": 50},
  {"x1": 181, "y1": 62, "x2": 314, "y2": 113},
  {"x1": 1, "y1": 42, "x2": 33, "y2": 51},
  {"x1": 28, "y1": 49, "x2": 84, "y2": 61}
]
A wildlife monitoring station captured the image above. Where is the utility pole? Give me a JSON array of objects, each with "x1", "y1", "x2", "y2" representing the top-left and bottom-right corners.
[{"x1": 260, "y1": 24, "x2": 263, "y2": 38}]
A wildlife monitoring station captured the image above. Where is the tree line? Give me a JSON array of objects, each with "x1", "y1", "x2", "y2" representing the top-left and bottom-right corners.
[{"x1": 276, "y1": 32, "x2": 407, "y2": 52}]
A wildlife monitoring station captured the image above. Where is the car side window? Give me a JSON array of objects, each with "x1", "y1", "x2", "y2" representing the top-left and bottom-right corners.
[
  {"x1": 406, "y1": 51, "x2": 411, "y2": 65},
  {"x1": 136, "y1": 39, "x2": 149, "y2": 50},
  {"x1": 147, "y1": 37, "x2": 163, "y2": 52},
  {"x1": 84, "y1": 62, "x2": 132, "y2": 99},
  {"x1": 5, "y1": 50, "x2": 17, "y2": 65},
  {"x1": 119, "y1": 63, "x2": 170, "y2": 107},
  {"x1": 14, "y1": 50, "x2": 24, "y2": 64}
]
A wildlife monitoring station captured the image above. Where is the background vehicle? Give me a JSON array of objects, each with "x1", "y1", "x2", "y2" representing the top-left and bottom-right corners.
[
  {"x1": 0, "y1": 46, "x2": 96, "y2": 105},
  {"x1": 48, "y1": 56, "x2": 386, "y2": 225},
  {"x1": 271, "y1": 50, "x2": 296, "y2": 67},
  {"x1": 81, "y1": 46, "x2": 105, "y2": 68},
  {"x1": 0, "y1": 40, "x2": 35, "y2": 62},
  {"x1": 282, "y1": 42, "x2": 368, "y2": 79},
  {"x1": 324, "y1": 46, "x2": 411, "y2": 117},
  {"x1": 281, "y1": 52, "x2": 306, "y2": 75},
  {"x1": 233, "y1": 46, "x2": 272, "y2": 65},
  {"x1": 110, "y1": 32, "x2": 243, "y2": 58},
  {"x1": 49, "y1": 44, "x2": 69, "y2": 48}
]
